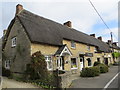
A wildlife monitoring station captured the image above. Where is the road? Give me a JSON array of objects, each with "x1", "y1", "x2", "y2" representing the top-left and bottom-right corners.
[{"x1": 70, "y1": 66, "x2": 119, "y2": 89}]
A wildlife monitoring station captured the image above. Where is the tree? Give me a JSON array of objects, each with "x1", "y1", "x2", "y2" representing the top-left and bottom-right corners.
[{"x1": 26, "y1": 51, "x2": 48, "y2": 80}]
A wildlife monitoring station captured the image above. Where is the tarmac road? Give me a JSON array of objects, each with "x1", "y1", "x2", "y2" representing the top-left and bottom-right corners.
[{"x1": 70, "y1": 66, "x2": 119, "y2": 89}]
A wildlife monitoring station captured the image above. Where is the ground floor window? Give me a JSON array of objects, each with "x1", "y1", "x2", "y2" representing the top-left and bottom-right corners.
[
  {"x1": 87, "y1": 58, "x2": 92, "y2": 66},
  {"x1": 71, "y1": 58, "x2": 77, "y2": 69},
  {"x1": 5, "y1": 60, "x2": 11, "y2": 69},
  {"x1": 45, "y1": 56, "x2": 52, "y2": 70},
  {"x1": 97, "y1": 58, "x2": 100, "y2": 63}
]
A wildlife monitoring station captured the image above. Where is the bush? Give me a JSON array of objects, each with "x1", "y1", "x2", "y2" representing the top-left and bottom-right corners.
[
  {"x1": 93, "y1": 61, "x2": 101, "y2": 66},
  {"x1": 2, "y1": 67, "x2": 11, "y2": 77},
  {"x1": 80, "y1": 66, "x2": 100, "y2": 77},
  {"x1": 25, "y1": 51, "x2": 48, "y2": 80},
  {"x1": 98, "y1": 64, "x2": 109, "y2": 73}
]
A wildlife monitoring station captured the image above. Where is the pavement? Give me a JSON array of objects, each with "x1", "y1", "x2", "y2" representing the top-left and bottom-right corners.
[
  {"x1": 70, "y1": 66, "x2": 119, "y2": 89},
  {"x1": 1, "y1": 77, "x2": 42, "y2": 89}
]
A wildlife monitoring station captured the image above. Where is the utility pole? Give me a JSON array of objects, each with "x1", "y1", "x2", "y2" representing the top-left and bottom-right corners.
[{"x1": 110, "y1": 32, "x2": 114, "y2": 52}]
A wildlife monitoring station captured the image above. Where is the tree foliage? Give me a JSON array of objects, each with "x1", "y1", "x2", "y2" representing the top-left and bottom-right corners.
[
  {"x1": 112, "y1": 52, "x2": 120, "y2": 58},
  {"x1": 25, "y1": 51, "x2": 48, "y2": 80}
]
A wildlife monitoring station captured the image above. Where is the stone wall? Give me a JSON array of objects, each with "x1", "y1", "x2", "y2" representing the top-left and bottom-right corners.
[
  {"x1": 3, "y1": 18, "x2": 31, "y2": 74},
  {"x1": 58, "y1": 71, "x2": 72, "y2": 88}
]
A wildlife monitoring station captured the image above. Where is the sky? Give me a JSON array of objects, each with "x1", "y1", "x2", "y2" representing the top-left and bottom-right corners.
[{"x1": 0, "y1": 0, "x2": 119, "y2": 44}]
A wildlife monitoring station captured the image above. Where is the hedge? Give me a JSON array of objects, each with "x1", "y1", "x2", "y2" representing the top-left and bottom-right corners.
[
  {"x1": 93, "y1": 61, "x2": 101, "y2": 66},
  {"x1": 80, "y1": 66, "x2": 100, "y2": 77},
  {"x1": 98, "y1": 64, "x2": 109, "y2": 73},
  {"x1": 2, "y1": 67, "x2": 11, "y2": 77}
]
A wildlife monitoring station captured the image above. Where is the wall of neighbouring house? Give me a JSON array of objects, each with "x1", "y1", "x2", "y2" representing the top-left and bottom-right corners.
[
  {"x1": 3, "y1": 18, "x2": 31, "y2": 75},
  {"x1": 63, "y1": 39, "x2": 96, "y2": 74}
]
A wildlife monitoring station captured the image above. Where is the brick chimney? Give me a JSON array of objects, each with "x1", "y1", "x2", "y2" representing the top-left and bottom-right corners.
[
  {"x1": 97, "y1": 36, "x2": 102, "y2": 41},
  {"x1": 64, "y1": 21, "x2": 72, "y2": 28},
  {"x1": 112, "y1": 42, "x2": 117, "y2": 46},
  {"x1": 16, "y1": 4, "x2": 23, "y2": 15},
  {"x1": 90, "y1": 34, "x2": 95, "y2": 37},
  {"x1": 108, "y1": 40, "x2": 111, "y2": 44},
  {"x1": 107, "y1": 40, "x2": 112, "y2": 45}
]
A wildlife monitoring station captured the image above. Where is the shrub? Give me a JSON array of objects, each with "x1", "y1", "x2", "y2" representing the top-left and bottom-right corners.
[
  {"x1": 93, "y1": 61, "x2": 101, "y2": 66},
  {"x1": 98, "y1": 64, "x2": 109, "y2": 73},
  {"x1": 2, "y1": 67, "x2": 11, "y2": 77},
  {"x1": 80, "y1": 66, "x2": 100, "y2": 77},
  {"x1": 25, "y1": 51, "x2": 48, "y2": 80}
]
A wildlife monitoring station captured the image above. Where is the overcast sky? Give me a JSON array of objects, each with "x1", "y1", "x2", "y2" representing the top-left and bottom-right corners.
[{"x1": 0, "y1": 0, "x2": 119, "y2": 43}]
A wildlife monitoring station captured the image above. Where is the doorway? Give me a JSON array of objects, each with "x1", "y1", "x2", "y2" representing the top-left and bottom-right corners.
[
  {"x1": 80, "y1": 55, "x2": 84, "y2": 71},
  {"x1": 104, "y1": 58, "x2": 108, "y2": 65},
  {"x1": 57, "y1": 56, "x2": 64, "y2": 70}
]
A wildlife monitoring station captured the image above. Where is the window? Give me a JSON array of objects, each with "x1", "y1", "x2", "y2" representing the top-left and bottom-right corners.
[
  {"x1": 71, "y1": 58, "x2": 77, "y2": 69},
  {"x1": 71, "y1": 41, "x2": 76, "y2": 48},
  {"x1": 94, "y1": 47, "x2": 97, "y2": 52},
  {"x1": 45, "y1": 56, "x2": 52, "y2": 70},
  {"x1": 5, "y1": 60, "x2": 11, "y2": 69},
  {"x1": 12, "y1": 37, "x2": 17, "y2": 47},
  {"x1": 87, "y1": 58, "x2": 92, "y2": 66},
  {"x1": 87, "y1": 45, "x2": 90, "y2": 51},
  {"x1": 97, "y1": 58, "x2": 100, "y2": 63}
]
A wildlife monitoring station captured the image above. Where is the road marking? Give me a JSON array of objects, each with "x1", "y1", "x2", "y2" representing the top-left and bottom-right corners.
[{"x1": 103, "y1": 72, "x2": 120, "y2": 90}]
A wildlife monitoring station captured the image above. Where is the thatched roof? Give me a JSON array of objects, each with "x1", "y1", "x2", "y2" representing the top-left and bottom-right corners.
[{"x1": 5, "y1": 9, "x2": 112, "y2": 53}]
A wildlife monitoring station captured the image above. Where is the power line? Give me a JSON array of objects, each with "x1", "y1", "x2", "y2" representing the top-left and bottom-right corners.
[{"x1": 88, "y1": 0, "x2": 118, "y2": 41}]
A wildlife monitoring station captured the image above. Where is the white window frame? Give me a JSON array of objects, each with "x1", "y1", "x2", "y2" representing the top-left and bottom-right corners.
[
  {"x1": 71, "y1": 58, "x2": 78, "y2": 69},
  {"x1": 71, "y1": 41, "x2": 76, "y2": 49},
  {"x1": 45, "y1": 55, "x2": 53, "y2": 70},
  {"x1": 5, "y1": 60, "x2": 11, "y2": 69},
  {"x1": 12, "y1": 37, "x2": 17, "y2": 47}
]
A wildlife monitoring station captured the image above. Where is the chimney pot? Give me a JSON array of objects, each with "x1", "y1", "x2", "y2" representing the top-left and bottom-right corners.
[
  {"x1": 64, "y1": 21, "x2": 72, "y2": 28},
  {"x1": 108, "y1": 40, "x2": 111, "y2": 43},
  {"x1": 107, "y1": 40, "x2": 112, "y2": 45},
  {"x1": 97, "y1": 36, "x2": 102, "y2": 41},
  {"x1": 16, "y1": 4, "x2": 23, "y2": 15},
  {"x1": 90, "y1": 34, "x2": 95, "y2": 37}
]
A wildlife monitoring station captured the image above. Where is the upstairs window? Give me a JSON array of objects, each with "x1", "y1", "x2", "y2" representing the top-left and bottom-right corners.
[
  {"x1": 45, "y1": 56, "x2": 52, "y2": 70},
  {"x1": 87, "y1": 45, "x2": 90, "y2": 51},
  {"x1": 94, "y1": 47, "x2": 98, "y2": 52},
  {"x1": 12, "y1": 37, "x2": 17, "y2": 47},
  {"x1": 71, "y1": 41, "x2": 76, "y2": 48}
]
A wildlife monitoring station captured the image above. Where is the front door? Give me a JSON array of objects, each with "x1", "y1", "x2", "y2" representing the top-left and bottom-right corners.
[
  {"x1": 57, "y1": 57, "x2": 64, "y2": 70},
  {"x1": 104, "y1": 58, "x2": 108, "y2": 65},
  {"x1": 80, "y1": 56, "x2": 84, "y2": 71}
]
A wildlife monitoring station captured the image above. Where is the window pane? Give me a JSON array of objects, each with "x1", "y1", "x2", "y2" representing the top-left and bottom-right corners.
[
  {"x1": 71, "y1": 41, "x2": 76, "y2": 48},
  {"x1": 12, "y1": 37, "x2": 17, "y2": 47},
  {"x1": 45, "y1": 55, "x2": 52, "y2": 70},
  {"x1": 87, "y1": 58, "x2": 92, "y2": 66},
  {"x1": 71, "y1": 58, "x2": 77, "y2": 68},
  {"x1": 48, "y1": 61, "x2": 52, "y2": 69}
]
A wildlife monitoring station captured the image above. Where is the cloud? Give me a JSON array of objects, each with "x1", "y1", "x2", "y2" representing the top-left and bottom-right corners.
[{"x1": 96, "y1": 27, "x2": 118, "y2": 42}]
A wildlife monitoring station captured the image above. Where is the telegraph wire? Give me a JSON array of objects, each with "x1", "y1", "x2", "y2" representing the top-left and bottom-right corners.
[{"x1": 88, "y1": 0, "x2": 118, "y2": 41}]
